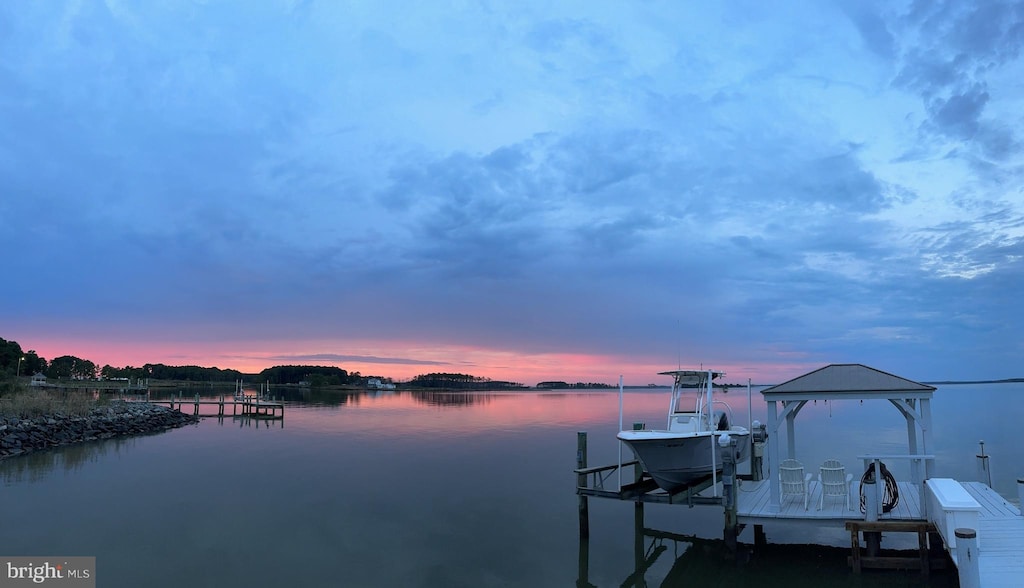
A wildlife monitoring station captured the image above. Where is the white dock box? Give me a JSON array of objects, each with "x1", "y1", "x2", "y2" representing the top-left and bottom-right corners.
[{"x1": 925, "y1": 478, "x2": 981, "y2": 550}]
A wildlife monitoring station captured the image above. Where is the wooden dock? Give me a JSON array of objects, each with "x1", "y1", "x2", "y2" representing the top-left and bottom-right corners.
[
  {"x1": 959, "y1": 481, "x2": 1024, "y2": 587},
  {"x1": 129, "y1": 394, "x2": 284, "y2": 419},
  {"x1": 736, "y1": 479, "x2": 923, "y2": 524},
  {"x1": 577, "y1": 365, "x2": 1023, "y2": 585},
  {"x1": 578, "y1": 467, "x2": 1024, "y2": 584},
  {"x1": 576, "y1": 438, "x2": 1024, "y2": 585}
]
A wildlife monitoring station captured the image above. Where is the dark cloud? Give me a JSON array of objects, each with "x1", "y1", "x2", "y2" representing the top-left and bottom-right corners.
[
  {"x1": 841, "y1": 2, "x2": 897, "y2": 60},
  {"x1": 926, "y1": 83, "x2": 989, "y2": 139},
  {"x1": 893, "y1": 1, "x2": 1024, "y2": 158}
]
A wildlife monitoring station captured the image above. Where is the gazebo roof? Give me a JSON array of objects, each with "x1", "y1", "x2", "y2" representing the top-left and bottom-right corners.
[{"x1": 761, "y1": 363, "x2": 935, "y2": 401}]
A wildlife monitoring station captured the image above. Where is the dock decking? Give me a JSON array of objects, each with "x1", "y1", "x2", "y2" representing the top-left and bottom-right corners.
[
  {"x1": 128, "y1": 395, "x2": 284, "y2": 419},
  {"x1": 737, "y1": 479, "x2": 923, "y2": 524},
  {"x1": 959, "y1": 481, "x2": 1024, "y2": 587},
  {"x1": 577, "y1": 456, "x2": 1024, "y2": 585}
]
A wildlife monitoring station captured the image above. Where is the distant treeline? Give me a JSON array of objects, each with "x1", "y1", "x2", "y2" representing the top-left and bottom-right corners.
[
  {"x1": 406, "y1": 373, "x2": 525, "y2": 390},
  {"x1": 536, "y1": 381, "x2": 615, "y2": 389},
  {"x1": 259, "y1": 365, "x2": 359, "y2": 386}
]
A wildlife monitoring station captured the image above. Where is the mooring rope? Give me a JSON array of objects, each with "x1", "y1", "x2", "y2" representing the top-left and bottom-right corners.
[{"x1": 858, "y1": 461, "x2": 900, "y2": 513}]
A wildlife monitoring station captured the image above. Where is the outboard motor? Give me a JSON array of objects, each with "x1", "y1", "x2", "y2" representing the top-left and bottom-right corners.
[{"x1": 713, "y1": 411, "x2": 730, "y2": 431}]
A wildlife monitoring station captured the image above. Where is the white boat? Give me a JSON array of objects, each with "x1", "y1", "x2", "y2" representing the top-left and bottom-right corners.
[{"x1": 616, "y1": 369, "x2": 751, "y2": 493}]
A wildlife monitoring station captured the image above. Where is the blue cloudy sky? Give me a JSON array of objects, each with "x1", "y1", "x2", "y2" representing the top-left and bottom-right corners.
[{"x1": 1, "y1": 0, "x2": 1022, "y2": 384}]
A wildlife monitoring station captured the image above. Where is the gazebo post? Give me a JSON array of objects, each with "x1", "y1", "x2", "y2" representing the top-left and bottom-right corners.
[
  {"x1": 906, "y1": 409, "x2": 920, "y2": 485},
  {"x1": 920, "y1": 398, "x2": 934, "y2": 479},
  {"x1": 767, "y1": 398, "x2": 780, "y2": 511},
  {"x1": 786, "y1": 406, "x2": 797, "y2": 460}
]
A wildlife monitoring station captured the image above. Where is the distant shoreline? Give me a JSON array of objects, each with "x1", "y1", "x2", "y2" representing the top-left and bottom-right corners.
[{"x1": 922, "y1": 378, "x2": 1024, "y2": 385}]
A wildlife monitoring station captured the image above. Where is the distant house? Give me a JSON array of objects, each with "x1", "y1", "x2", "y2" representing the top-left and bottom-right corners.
[
  {"x1": 30, "y1": 373, "x2": 47, "y2": 387},
  {"x1": 366, "y1": 378, "x2": 396, "y2": 391}
]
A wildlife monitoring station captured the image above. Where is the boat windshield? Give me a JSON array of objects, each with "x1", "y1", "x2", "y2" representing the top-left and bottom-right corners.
[
  {"x1": 672, "y1": 389, "x2": 702, "y2": 414},
  {"x1": 663, "y1": 370, "x2": 721, "y2": 415}
]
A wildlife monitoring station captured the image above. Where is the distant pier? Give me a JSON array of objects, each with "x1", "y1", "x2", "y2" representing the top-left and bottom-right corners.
[{"x1": 126, "y1": 392, "x2": 284, "y2": 419}]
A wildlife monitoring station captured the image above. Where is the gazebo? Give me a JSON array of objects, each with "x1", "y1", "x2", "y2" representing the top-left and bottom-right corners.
[{"x1": 760, "y1": 363, "x2": 936, "y2": 512}]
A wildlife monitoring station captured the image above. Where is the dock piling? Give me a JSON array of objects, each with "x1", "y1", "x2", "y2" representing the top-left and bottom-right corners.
[
  {"x1": 862, "y1": 476, "x2": 881, "y2": 556},
  {"x1": 1018, "y1": 478, "x2": 1023, "y2": 514},
  {"x1": 954, "y1": 528, "x2": 981, "y2": 588},
  {"x1": 976, "y1": 441, "x2": 992, "y2": 487},
  {"x1": 721, "y1": 435, "x2": 739, "y2": 552},
  {"x1": 974, "y1": 442, "x2": 991, "y2": 487},
  {"x1": 577, "y1": 432, "x2": 590, "y2": 539}
]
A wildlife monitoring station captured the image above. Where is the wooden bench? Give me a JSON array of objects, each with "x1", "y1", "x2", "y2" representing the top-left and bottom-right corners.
[{"x1": 845, "y1": 520, "x2": 940, "y2": 576}]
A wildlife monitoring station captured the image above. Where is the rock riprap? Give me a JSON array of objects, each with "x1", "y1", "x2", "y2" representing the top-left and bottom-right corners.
[{"x1": 0, "y1": 401, "x2": 198, "y2": 458}]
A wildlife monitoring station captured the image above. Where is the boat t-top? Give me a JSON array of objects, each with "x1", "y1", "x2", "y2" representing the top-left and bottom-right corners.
[{"x1": 616, "y1": 369, "x2": 751, "y2": 493}]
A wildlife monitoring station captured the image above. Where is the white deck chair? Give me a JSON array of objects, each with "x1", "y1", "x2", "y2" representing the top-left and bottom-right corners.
[
  {"x1": 818, "y1": 459, "x2": 853, "y2": 511},
  {"x1": 779, "y1": 459, "x2": 812, "y2": 510}
]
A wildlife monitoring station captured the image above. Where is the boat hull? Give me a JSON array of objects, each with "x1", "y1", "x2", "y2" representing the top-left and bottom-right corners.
[{"x1": 617, "y1": 428, "x2": 751, "y2": 493}]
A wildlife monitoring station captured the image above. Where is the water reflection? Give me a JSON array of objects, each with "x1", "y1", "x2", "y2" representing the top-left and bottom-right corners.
[
  {"x1": 0, "y1": 384, "x2": 1015, "y2": 586},
  {"x1": 577, "y1": 502, "x2": 745, "y2": 588},
  {"x1": 579, "y1": 510, "x2": 958, "y2": 588},
  {"x1": 230, "y1": 414, "x2": 284, "y2": 429},
  {"x1": 409, "y1": 390, "x2": 494, "y2": 407},
  {"x1": 1, "y1": 436, "x2": 138, "y2": 485},
  {"x1": 275, "y1": 387, "x2": 362, "y2": 406}
]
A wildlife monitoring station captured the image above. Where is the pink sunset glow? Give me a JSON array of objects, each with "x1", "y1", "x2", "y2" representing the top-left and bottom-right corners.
[{"x1": 17, "y1": 331, "x2": 808, "y2": 386}]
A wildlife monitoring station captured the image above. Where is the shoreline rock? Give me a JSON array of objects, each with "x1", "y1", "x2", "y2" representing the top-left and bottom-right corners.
[{"x1": 0, "y1": 401, "x2": 198, "y2": 459}]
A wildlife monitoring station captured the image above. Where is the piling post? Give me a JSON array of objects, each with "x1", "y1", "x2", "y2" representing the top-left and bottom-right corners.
[
  {"x1": 577, "y1": 532, "x2": 591, "y2": 588},
  {"x1": 630, "y1": 421, "x2": 645, "y2": 554},
  {"x1": 1017, "y1": 478, "x2": 1023, "y2": 515},
  {"x1": 721, "y1": 434, "x2": 739, "y2": 552},
  {"x1": 754, "y1": 525, "x2": 766, "y2": 549},
  {"x1": 633, "y1": 489, "x2": 645, "y2": 584},
  {"x1": 954, "y1": 528, "x2": 981, "y2": 588},
  {"x1": 577, "y1": 432, "x2": 589, "y2": 539},
  {"x1": 862, "y1": 476, "x2": 881, "y2": 556},
  {"x1": 976, "y1": 441, "x2": 992, "y2": 487}
]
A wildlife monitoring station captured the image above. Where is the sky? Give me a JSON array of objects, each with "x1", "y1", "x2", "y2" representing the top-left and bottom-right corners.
[{"x1": 1, "y1": 0, "x2": 1023, "y2": 386}]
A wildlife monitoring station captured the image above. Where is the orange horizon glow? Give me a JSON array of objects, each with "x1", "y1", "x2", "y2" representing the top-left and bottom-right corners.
[{"x1": 15, "y1": 333, "x2": 812, "y2": 386}]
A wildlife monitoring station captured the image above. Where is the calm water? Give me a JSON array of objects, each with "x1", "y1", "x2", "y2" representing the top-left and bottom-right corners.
[{"x1": 1, "y1": 383, "x2": 1020, "y2": 587}]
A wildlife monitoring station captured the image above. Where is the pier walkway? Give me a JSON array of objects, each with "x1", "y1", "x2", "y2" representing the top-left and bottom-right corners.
[
  {"x1": 959, "y1": 481, "x2": 1024, "y2": 587},
  {"x1": 126, "y1": 394, "x2": 284, "y2": 419}
]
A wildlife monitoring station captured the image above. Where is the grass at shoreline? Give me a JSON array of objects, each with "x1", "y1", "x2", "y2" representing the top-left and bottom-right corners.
[{"x1": 0, "y1": 382, "x2": 101, "y2": 418}]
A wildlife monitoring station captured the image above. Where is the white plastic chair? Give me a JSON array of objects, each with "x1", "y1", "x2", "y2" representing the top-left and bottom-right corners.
[
  {"x1": 780, "y1": 459, "x2": 812, "y2": 510},
  {"x1": 818, "y1": 459, "x2": 853, "y2": 510}
]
